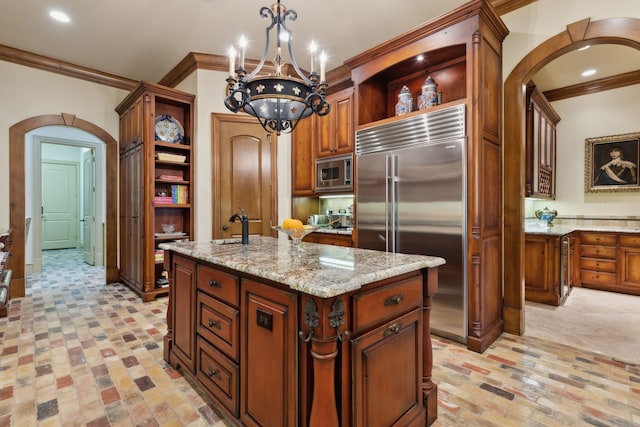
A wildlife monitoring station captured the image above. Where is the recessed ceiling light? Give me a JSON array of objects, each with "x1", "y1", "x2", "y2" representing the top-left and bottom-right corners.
[
  {"x1": 49, "y1": 10, "x2": 70, "y2": 23},
  {"x1": 582, "y1": 69, "x2": 597, "y2": 77},
  {"x1": 416, "y1": 54, "x2": 424, "y2": 62},
  {"x1": 577, "y1": 45, "x2": 590, "y2": 51}
]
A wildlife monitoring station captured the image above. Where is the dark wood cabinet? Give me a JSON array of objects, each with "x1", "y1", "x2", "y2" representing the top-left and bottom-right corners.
[
  {"x1": 346, "y1": 0, "x2": 508, "y2": 353},
  {"x1": 526, "y1": 85, "x2": 560, "y2": 199},
  {"x1": 291, "y1": 114, "x2": 316, "y2": 197},
  {"x1": 116, "y1": 81, "x2": 195, "y2": 301},
  {"x1": 291, "y1": 87, "x2": 355, "y2": 196},
  {"x1": 352, "y1": 309, "x2": 424, "y2": 427},
  {"x1": 578, "y1": 231, "x2": 640, "y2": 296},
  {"x1": 619, "y1": 234, "x2": 640, "y2": 292},
  {"x1": 524, "y1": 232, "x2": 574, "y2": 305},
  {"x1": 164, "y1": 248, "x2": 438, "y2": 426},
  {"x1": 317, "y1": 87, "x2": 354, "y2": 158},
  {"x1": 119, "y1": 145, "x2": 143, "y2": 291},
  {"x1": 240, "y1": 279, "x2": 297, "y2": 427},
  {"x1": 303, "y1": 232, "x2": 352, "y2": 247},
  {"x1": 170, "y1": 255, "x2": 196, "y2": 372}
]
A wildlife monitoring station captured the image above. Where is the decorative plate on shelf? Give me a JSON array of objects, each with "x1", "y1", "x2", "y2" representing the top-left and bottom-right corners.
[{"x1": 154, "y1": 114, "x2": 184, "y2": 143}]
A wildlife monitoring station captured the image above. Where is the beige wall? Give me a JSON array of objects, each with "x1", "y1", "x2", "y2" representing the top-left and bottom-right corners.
[{"x1": 0, "y1": 60, "x2": 127, "y2": 228}]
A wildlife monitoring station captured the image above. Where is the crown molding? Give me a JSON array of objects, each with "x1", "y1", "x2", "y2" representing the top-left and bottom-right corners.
[
  {"x1": 543, "y1": 69, "x2": 640, "y2": 102},
  {"x1": 0, "y1": 44, "x2": 137, "y2": 91},
  {"x1": 490, "y1": 0, "x2": 537, "y2": 16}
]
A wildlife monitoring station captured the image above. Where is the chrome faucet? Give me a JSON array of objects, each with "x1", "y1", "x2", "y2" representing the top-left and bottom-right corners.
[{"x1": 229, "y1": 207, "x2": 249, "y2": 245}]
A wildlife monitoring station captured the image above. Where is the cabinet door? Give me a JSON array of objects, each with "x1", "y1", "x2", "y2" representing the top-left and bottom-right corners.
[
  {"x1": 303, "y1": 232, "x2": 352, "y2": 247},
  {"x1": 526, "y1": 86, "x2": 559, "y2": 199},
  {"x1": 241, "y1": 279, "x2": 297, "y2": 427},
  {"x1": 352, "y1": 309, "x2": 425, "y2": 427},
  {"x1": 131, "y1": 145, "x2": 144, "y2": 291},
  {"x1": 171, "y1": 255, "x2": 196, "y2": 373},
  {"x1": 317, "y1": 88, "x2": 354, "y2": 158},
  {"x1": 119, "y1": 145, "x2": 144, "y2": 290},
  {"x1": 618, "y1": 246, "x2": 640, "y2": 294},
  {"x1": 291, "y1": 114, "x2": 316, "y2": 196},
  {"x1": 524, "y1": 234, "x2": 560, "y2": 304}
]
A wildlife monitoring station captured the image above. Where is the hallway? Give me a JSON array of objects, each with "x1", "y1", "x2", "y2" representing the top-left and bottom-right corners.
[{"x1": 0, "y1": 249, "x2": 637, "y2": 426}]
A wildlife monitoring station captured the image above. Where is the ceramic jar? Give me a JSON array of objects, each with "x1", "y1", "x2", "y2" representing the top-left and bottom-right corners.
[
  {"x1": 418, "y1": 76, "x2": 439, "y2": 110},
  {"x1": 395, "y1": 85, "x2": 413, "y2": 116}
]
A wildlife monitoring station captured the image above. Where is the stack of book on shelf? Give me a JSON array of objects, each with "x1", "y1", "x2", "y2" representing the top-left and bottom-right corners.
[
  {"x1": 171, "y1": 184, "x2": 188, "y2": 204},
  {"x1": 154, "y1": 249, "x2": 164, "y2": 262},
  {"x1": 154, "y1": 196, "x2": 173, "y2": 204},
  {"x1": 158, "y1": 174, "x2": 183, "y2": 181}
]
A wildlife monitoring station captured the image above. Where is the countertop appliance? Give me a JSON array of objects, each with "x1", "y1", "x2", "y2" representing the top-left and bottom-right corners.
[
  {"x1": 315, "y1": 154, "x2": 352, "y2": 192},
  {"x1": 355, "y1": 104, "x2": 467, "y2": 343},
  {"x1": 329, "y1": 210, "x2": 353, "y2": 228}
]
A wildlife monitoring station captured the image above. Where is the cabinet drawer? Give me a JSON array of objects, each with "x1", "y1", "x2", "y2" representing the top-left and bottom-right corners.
[
  {"x1": 197, "y1": 292, "x2": 239, "y2": 361},
  {"x1": 197, "y1": 264, "x2": 239, "y2": 306},
  {"x1": 196, "y1": 337, "x2": 239, "y2": 418},
  {"x1": 580, "y1": 258, "x2": 616, "y2": 273},
  {"x1": 620, "y1": 234, "x2": 640, "y2": 248},
  {"x1": 580, "y1": 270, "x2": 617, "y2": 287},
  {"x1": 579, "y1": 245, "x2": 616, "y2": 259},
  {"x1": 352, "y1": 275, "x2": 422, "y2": 335},
  {"x1": 580, "y1": 233, "x2": 617, "y2": 246}
]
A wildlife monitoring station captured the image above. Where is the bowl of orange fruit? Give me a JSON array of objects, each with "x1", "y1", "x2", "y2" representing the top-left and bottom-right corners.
[{"x1": 273, "y1": 218, "x2": 318, "y2": 252}]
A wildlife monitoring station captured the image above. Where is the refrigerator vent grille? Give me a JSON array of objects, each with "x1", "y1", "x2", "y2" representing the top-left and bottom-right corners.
[{"x1": 356, "y1": 104, "x2": 465, "y2": 156}]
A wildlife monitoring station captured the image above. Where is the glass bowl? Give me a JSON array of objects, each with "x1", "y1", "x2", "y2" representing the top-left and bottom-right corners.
[{"x1": 272, "y1": 225, "x2": 318, "y2": 252}]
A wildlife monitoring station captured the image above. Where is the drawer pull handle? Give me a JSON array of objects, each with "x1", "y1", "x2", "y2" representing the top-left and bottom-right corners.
[
  {"x1": 383, "y1": 323, "x2": 401, "y2": 337},
  {"x1": 384, "y1": 294, "x2": 404, "y2": 306},
  {"x1": 208, "y1": 319, "x2": 221, "y2": 329},
  {"x1": 209, "y1": 280, "x2": 222, "y2": 288},
  {"x1": 208, "y1": 368, "x2": 222, "y2": 380}
]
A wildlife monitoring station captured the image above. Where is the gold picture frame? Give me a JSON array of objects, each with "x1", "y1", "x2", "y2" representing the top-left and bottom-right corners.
[{"x1": 585, "y1": 132, "x2": 640, "y2": 193}]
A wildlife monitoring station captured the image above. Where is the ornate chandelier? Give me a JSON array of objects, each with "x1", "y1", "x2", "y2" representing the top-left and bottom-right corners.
[{"x1": 224, "y1": 0, "x2": 330, "y2": 135}]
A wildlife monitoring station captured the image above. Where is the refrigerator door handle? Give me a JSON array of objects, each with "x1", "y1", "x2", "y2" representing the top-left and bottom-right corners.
[{"x1": 388, "y1": 153, "x2": 397, "y2": 253}]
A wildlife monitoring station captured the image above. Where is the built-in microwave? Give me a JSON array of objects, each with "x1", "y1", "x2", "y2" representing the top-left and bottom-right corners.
[{"x1": 316, "y1": 154, "x2": 353, "y2": 192}]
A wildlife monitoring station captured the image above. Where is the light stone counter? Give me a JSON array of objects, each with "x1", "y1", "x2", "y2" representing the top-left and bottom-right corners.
[
  {"x1": 524, "y1": 223, "x2": 640, "y2": 236},
  {"x1": 160, "y1": 236, "x2": 445, "y2": 298},
  {"x1": 311, "y1": 226, "x2": 352, "y2": 235}
]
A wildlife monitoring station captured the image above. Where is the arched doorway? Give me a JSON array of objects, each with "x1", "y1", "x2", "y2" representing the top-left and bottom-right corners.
[
  {"x1": 9, "y1": 113, "x2": 119, "y2": 298},
  {"x1": 503, "y1": 17, "x2": 640, "y2": 335}
]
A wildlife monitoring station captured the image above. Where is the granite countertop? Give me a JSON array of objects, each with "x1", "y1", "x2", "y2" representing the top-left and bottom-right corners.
[
  {"x1": 311, "y1": 227, "x2": 352, "y2": 235},
  {"x1": 525, "y1": 224, "x2": 640, "y2": 236},
  {"x1": 160, "y1": 236, "x2": 445, "y2": 298}
]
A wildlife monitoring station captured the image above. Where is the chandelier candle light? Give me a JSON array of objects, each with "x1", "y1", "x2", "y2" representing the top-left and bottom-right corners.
[{"x1": 224, "y1": 0, "x2": 330, "y2": 135}]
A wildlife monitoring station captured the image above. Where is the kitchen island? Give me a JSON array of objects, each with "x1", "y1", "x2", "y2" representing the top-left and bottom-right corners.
[{"x1": 161, "y1": 236, "x2": 445, "y2": 427}]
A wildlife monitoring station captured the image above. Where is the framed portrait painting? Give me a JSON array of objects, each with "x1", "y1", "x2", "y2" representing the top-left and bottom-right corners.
[{"x1": 584, "y1": 132, "x2": 640, "y2": 193}]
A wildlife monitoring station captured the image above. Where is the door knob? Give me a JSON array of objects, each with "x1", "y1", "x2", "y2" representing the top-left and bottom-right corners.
[{"x1": 222, "y1": 225, "x2": 230, "y2": 231}]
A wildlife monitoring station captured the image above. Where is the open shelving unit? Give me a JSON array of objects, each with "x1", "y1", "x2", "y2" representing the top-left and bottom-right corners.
[{"x1": 116, "y1": 81, "x2": 195, "y2": 302}]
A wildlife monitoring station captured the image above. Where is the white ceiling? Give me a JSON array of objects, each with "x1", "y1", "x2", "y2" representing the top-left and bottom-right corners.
[{"x1": 1, "y1": 0, "x2": 639, "y2": 91}]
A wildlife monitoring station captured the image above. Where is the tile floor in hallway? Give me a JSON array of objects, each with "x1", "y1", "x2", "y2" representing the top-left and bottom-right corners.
[{"x1": 0, "y1": 248, "x2": 637, "y2": 426}]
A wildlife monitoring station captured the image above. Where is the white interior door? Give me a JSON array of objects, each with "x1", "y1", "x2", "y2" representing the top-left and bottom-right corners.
[
  {"x1": 82, "y1": 149, "x2": 95, "y2": 265},
  {"x1": 42, "y1": 161, "x2": 79, "y2": 250}
]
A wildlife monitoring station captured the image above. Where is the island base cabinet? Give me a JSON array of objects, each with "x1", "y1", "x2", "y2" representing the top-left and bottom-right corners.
[
  {"x1": 170, "y1": 256, "x2": 196, "y2": 373},
  {"x1": 241, "y1": 279, "x2": 297, "y2": 427},
  {"x1": 352, "y1": 309, "x2": 425, "y2": 427},
  {"x1": 163, "y1": 245, "x2": 439, "y2": 427}
]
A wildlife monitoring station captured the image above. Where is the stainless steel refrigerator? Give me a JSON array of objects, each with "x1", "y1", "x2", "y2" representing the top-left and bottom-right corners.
[{"x1": 355, "y1": 105, "x2": 467, "y2": 342}]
